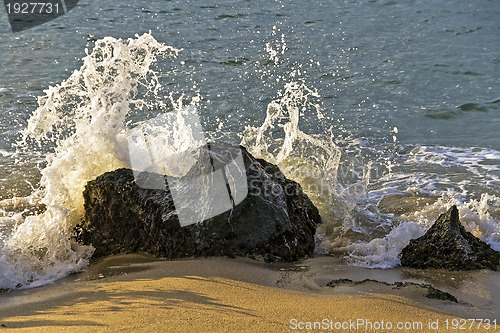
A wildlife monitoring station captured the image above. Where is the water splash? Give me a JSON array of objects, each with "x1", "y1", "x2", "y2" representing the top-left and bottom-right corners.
[
  {"x1": 265, "y1": 25, "x2": 287, "y2": 65},
  {"x1": 241, "y1": 48, "x2": 500, "y2": 268},
  {"x1": 241, "y1": 80, "x2": 345, "y2": 230},
  {"x1": 0, "y1": 33, "x2": 180, "y2": 289}
]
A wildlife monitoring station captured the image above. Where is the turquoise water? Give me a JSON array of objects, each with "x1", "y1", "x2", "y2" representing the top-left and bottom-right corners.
[{"x1": 0, "y1": 0, "x2": 499, "y2": 288}]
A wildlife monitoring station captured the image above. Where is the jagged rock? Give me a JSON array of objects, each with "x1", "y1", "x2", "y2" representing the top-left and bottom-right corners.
[
  {"x1": 75, "y1": 143, "x2": 321, "y2": 262},
  {"x1": 400, "y1": 205, "x2": 499, "y2": 270}
]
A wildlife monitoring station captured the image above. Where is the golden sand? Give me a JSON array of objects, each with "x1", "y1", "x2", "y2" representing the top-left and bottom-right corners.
[{"x1": 0, "y1": 256, "x2": 497, "y2": 332}]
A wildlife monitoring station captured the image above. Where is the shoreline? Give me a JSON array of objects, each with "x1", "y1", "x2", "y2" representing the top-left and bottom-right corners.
[{"x1": 1, "y1": 254, "x2": 499, "y2": 332}]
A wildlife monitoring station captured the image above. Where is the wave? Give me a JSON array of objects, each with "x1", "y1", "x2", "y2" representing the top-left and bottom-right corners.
[
  {"x1": 1, "y1": 33, "x2": 179, "y2": 289},
  {"x1": 1, "y1": 32, "x2": 499, "y2": 289}
]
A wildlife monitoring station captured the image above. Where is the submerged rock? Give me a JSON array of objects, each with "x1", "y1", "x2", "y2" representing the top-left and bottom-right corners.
[
  {"x1": 400, "y1": 205, "x2": 499, "y2": 271},
  {"x1": 75, "y1": 143, "x2": 321, "y2": 262},
  {"x1": 326, "y1": 279, "x2": 458, "y2": 303}
]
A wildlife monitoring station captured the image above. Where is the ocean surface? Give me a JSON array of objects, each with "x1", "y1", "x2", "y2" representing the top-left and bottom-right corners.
[{"x1": 0, "y1": 0, "x2": 499, "y2": 289}]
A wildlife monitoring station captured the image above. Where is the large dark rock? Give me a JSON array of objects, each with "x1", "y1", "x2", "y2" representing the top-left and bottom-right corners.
[
  {"x1": 75, "y1": 143, "x2": 321, "y2": 262},
  {"x1": 400, "y1": 205, "x2": 499, "y2": 270}
]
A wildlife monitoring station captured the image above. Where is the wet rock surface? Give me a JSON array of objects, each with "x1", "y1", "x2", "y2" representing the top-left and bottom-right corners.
[
  {"x1": 400, "y1": 205, "x2": 499, "y2": 271},
  {"x1": 75, "y1": 143, "x2": 321, "y2": 262},
  {"x1": 326, "y1": 278, "x2": 458, "y2": 302}
]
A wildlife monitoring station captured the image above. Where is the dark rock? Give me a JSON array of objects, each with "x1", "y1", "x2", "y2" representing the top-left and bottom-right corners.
[
  {"x1": 326, "y1": 279, "x2": 458, "y2": 302},
  {"x1": 75, "y1": 143, "x2": 321, "y2": 262},
  {"x1": 400, "y1": 205, "x2": 499, "y2": 270},
  {"x1": 325, "y1": 278, "x2": 355, "y2": 287},
  {"x1": 425, "y1": 285, "x2": 458, "y2": 302}
]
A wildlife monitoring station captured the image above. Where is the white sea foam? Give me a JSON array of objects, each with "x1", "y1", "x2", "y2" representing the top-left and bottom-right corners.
[
  {"x1": 0, "y1": 33, "x2": 181, "y2": 290},
  {"x1": 346, "y1": 222, "x2": 426, "y2": 269},
  {"x1": 0, "y1": 149, "x2": 13, "y2": 157}
]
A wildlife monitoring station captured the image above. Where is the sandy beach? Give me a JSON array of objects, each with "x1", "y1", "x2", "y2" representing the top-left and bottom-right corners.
[{"x1": 1, "y1": 254, "x2": 498, "y2": 332}]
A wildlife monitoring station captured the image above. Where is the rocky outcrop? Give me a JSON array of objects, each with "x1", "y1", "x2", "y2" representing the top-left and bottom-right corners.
[
  {"x1": 400, "y1": 205, "x2": 499, "y2": 270},
  {"x1": 75, "y1": 143, "x2": 321, "y2": 262}
]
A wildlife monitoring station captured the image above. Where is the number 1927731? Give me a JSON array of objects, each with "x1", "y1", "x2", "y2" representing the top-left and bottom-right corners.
[
  {"x1": 444, "y1": 319, "x2": 497, "y2": 330},
  {"x1": 5, "y1": 2, "x2": 61, "y2": 14}
]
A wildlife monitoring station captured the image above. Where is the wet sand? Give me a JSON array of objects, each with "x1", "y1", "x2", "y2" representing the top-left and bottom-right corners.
[{"x1": 0, "y1": 254, "x2": 499, "y2": 332}]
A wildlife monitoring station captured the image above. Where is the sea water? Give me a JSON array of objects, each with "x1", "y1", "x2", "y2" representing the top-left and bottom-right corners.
[{"x1": 0, "y1": 0, "x2": 499, "y2": 289}]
